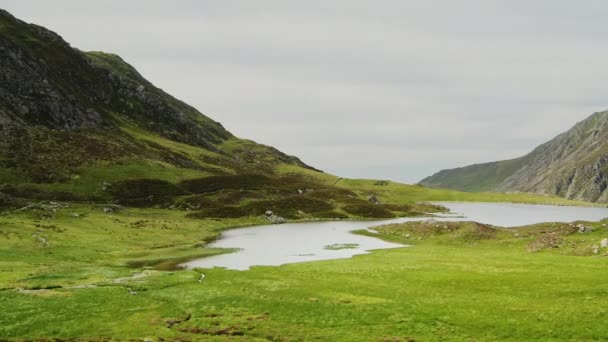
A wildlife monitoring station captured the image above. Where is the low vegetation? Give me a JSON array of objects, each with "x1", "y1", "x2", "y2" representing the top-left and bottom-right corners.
[{"x1": 1, "y1": 205, "x2": 608, "y2": 340}]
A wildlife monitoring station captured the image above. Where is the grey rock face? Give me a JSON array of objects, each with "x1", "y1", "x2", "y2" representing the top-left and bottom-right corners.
[
  {"x1": 421, "y1": 110, "x2": 608, "y2": 203},
  {"x1": 0, "y1": 15, "x2": 106, "y2": 131},
  {"x1": 0, "y1": 9, "x2": 231, "y2": 149}
]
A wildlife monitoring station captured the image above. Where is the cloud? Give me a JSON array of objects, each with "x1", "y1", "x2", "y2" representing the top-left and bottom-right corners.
[{"x1": 4, "y1": 0, "x2": 608, "y2": 182}]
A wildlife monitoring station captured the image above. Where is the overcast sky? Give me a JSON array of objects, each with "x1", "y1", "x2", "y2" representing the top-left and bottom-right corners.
[{"x1": 4, "y1": 1, "x2": 608, "y2": 183}]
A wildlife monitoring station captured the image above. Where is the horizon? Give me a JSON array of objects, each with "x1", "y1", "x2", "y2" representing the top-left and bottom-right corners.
[{"x1": 4, "y1": 1, "x2": 608, "y2": 183}]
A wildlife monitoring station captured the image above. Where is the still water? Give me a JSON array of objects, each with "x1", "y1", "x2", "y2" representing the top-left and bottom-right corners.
[{"x1": 182, "y1": 202, "x2": 608, "y2": 270}]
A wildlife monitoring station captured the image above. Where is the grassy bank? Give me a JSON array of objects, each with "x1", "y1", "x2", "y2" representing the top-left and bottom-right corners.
[
  {"x1": 334, "y1": 178, "x2": 596, "y2": 206},
  {"x1": 1, "y1": 206, "x2": 608, "y2": 340}
]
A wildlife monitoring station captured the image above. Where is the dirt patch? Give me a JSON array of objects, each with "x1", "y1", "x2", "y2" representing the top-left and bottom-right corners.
[{"x1": 527, "y1": 232, "x2": 565, "y2": 252}]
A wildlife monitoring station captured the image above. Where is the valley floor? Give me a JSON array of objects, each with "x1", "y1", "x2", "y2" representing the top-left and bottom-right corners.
[{"x1": 1, "y1": 204, "x2": 608, "y2": 341}]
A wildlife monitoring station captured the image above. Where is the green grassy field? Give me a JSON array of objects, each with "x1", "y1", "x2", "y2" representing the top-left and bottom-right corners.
[
  {"x1": 334, "y1": 178, "x2": 595, "y2": 206},
  {"x1": 1, "y1": 204, "x2": 608, "y2": 341}
]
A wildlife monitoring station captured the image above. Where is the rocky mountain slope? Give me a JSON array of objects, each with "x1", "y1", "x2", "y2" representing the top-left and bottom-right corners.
[
  {"x1": 0, "y1": 8, "x2": 316, "y2": 181},
  {"x1": 0, "y1": 9, "x2": 452, "y2": 219},
  {"x1": 420, "y1": 110, "x2": 608, "y2": 202}
]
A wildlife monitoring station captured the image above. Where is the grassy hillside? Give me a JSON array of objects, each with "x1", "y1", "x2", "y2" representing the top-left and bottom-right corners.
[{"x1": 419, "y1": 157, "x2": 526, "y2": 192}]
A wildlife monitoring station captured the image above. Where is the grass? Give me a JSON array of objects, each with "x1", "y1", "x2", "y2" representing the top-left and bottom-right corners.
[
  {"x1": 1, "y1": 207, "x2": 608, "y2": 340},
  {"x1": 333, "y1": 178, "x2": 597, "y2": 206},
  {"x1": 0, "y1": 205, "x2": 265, "y2": 290},
  {"x1": 419, "y1": 157, "x2": 526, "y2": 192}
]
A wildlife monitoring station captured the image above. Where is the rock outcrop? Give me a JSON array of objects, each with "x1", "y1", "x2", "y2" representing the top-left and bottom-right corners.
[
  {"x1": 420, "y1": 111, "x2": 608, "y2": 203},
  {"x1": 0, "y1": 9, "x2": 230, "y2": 149}
]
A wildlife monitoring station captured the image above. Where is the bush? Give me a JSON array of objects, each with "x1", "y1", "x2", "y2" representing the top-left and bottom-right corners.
[
  {"x1": 247, "y1": 196, "x2": 333, "y2": 219},
  {"x1": 305, "y1": 188, "x2": 357, "y2": 201},
  {"x1": 216, "y1": 190, "x2": 263, "y2": 205},
  {"x1": 188, "y1": 195, "x2": 335, "y2": 219},
  {"x1": 314, "y1": 211, "x2": 348, "y2": 219},
  {"x1": 107, "y1": 179, "x2": 183, "y2": 199},
  {"x1": 343, "y1": 203, "x2": 395, "y2": 218},
  {"x1": 0, "y1": 185, "x2": 89, "y2": 201},
  {"x1": 179, "y1": 174, "x2": 275, "y2": 193},
  {"x1": 187, "y1": 205, "x2": 251, "y2": 219}
]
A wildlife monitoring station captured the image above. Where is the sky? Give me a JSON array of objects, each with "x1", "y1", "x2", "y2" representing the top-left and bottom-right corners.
[{"x1": 4, "y1": 1, "x2": 608, "y2": 183}]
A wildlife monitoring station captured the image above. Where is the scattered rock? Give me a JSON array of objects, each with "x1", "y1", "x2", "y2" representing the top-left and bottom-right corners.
[
  {"x1": 268, "y1": 215, "x2": 286, "y2": 224},
  {"x1": 15, "y1": 201, "x2": 68, "y2": 213},
  {"x1": 102, "y1": 204, "x2": 124, "y2": 213},
  {"x1": 368, "y1": 195, "x2": 379, "y2": 204},
  {"x1": 32, "y1": 233, "x2": 49, "y2": 247},
  {"x1": 264, "y1": 210, "x2": 285, "y2": 224},
  {"x1": 575, "y1": 224, "x2": 594, "y2": 233}
]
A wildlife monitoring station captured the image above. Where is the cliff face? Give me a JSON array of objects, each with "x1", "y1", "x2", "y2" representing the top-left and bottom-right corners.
[
  {"x1": 420, "y1": 111, "x2": 608, "y2": 203},
  {"x1": 0, "y1": 8, "x2": 229, "y2": 148}
]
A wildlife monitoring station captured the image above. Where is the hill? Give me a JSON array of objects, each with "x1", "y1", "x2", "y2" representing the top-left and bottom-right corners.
[
  {"x1": 0, "y1": 9, "x2": 453, "y2": 219},
  {"x1": 420, "y1": 110, "x2": 608, "y2": 203}
]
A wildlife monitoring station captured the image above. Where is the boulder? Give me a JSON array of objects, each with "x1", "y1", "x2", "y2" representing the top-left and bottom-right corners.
[
  {"x1": 576, "y1": 224, "x2": 594, "y2": 233},
  {"x1": 102, "y1": 204, "x2": 124, "y2": 213},
  {"x1": 269, "y1": 215, "x2": 286, "y2": 224},
  {"x1": 368, "y1": 195, "x2": 379, "y2": 204},
  {"x1": 600, "y1": 238, "x2": 608, "y2": 248}
]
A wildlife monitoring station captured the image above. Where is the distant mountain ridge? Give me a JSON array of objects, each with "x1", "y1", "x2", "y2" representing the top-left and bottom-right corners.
[{"x1": 420, "y1": 111, "x2": 608, "y2": 203}]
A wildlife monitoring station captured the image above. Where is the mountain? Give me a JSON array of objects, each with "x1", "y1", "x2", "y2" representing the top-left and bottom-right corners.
[
  {"x1": 0, "y1": 8, "x2": 317, "y2": 182},
  {"x1": 420, "y1": 110, "x2": 608, "y2": 202},
  {"x1": 0, "y1": 9, "x2": 454, "y2": 219}
]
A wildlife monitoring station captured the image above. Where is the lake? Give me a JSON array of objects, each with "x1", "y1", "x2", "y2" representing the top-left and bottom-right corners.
[{"x1": 181, "y1": 202, "x2": 608, "y2": 270}]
